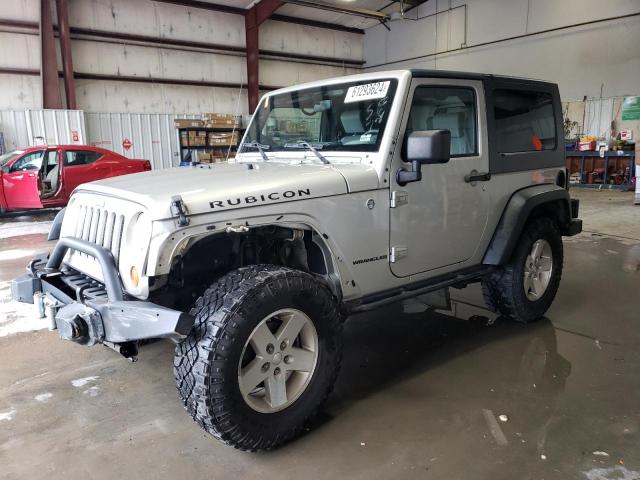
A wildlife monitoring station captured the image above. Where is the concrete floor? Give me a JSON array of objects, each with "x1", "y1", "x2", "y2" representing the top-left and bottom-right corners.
[{"x1": 1, "y1": 189, "x2": 639, "y2": 480}]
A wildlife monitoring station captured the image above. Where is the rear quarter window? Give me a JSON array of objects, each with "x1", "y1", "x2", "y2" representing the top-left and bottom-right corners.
[
  {"x1": 493, "y1": 89, "x2": 557, "y2": 153},
  {"x1": 487, "y1": 80, "x2": 563, "y2": 175},
  {"x1": 64, "y1": 150, "x2": 102, "y2": 166}
]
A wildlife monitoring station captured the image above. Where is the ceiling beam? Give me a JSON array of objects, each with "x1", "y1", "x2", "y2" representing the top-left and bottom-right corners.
[
  {"x1": 270, "y1": 13, "x2": 363, "y2": 33},
  {"x1": 280, "y1": 0, "x2": 388, "y2": 21},
  {"x1": 153, "y1": 0, "x2": 364, "y2": 34},
  {"x1": 153, "y1": 0, "x2": 244, "y2": 15}
]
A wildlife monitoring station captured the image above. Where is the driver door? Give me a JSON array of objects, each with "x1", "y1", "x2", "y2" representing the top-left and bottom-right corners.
[
  {"x1": 389, "y1": 79, "x2": 490, "y2": 277},
  {"x1": 2, "y1": 150, "x2": 44, "y2": 209}
]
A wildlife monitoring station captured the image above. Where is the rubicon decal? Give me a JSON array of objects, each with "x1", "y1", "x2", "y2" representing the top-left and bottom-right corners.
[
  {"x1": 210, "y1": 188, "x2": 311, "y2": 209},
  {"x1": 352, "y1": 254, "x2": 388, "y2": 265}
]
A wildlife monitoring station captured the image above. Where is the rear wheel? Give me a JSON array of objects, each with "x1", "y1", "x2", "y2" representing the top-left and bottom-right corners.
[
  {"x1": 174, "y1": 265, "x2": 342, "y2": 451},
  {"x1": 482, "y1": 218, "x2": 563, "y2": 323}
]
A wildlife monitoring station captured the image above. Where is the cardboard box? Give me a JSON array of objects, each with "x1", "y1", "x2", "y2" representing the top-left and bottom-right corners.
[
  {"x1": 203, "y1": 113, "x2": 242, "y2": 128},
  {"x1": 577, "y1": 140, "x2": 597, "y2": 151},
  {"x1": 199, "y1": 152, "x2": 212, "y2": 162},
  {"x1": 175, "y1": 119, "x2": 204, "y2": 129},
  {"x1": 180, "y1": 131, "x2": 189, "y2": 146},
  {"x1": 208, "y1": 132, "x2": 238, "y2": 146}
]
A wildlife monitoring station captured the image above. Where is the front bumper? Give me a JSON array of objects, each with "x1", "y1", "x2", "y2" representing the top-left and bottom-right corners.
[{"x1": 11, "y1": 237, "x2": 194, "y2": 351}]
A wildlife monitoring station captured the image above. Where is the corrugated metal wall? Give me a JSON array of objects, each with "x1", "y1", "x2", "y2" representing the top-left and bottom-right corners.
[
  {"x1": 0, "y1": 109, "x2": 86, "y2": 153},
  {"x1": 84, "y1": 112, "x2": 200, "y2": 170},
  {"x1": 1, "y1": 110, "x2": 244, "y2": 170}
]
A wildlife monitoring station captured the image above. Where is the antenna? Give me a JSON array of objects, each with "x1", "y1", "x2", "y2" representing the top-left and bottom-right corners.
[{"x1": 226, "y1": 73, "x2": 245, "y2": 162}]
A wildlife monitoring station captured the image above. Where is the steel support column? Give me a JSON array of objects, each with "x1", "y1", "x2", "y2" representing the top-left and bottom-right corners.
[
  {"x1": 245, "y1": 0, "x2": 283, "y2": 113},
  {"x1": 56, "y1": 0, "x2": 76, "y2": 109},
  {"x1": 40, "y1": 0, "x2": 62, "y2": 108}
]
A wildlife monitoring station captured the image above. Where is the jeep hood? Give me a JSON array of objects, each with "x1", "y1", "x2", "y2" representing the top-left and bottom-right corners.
[{"x1": 73, "y1": 161, "x2": 379, "y2": 219}]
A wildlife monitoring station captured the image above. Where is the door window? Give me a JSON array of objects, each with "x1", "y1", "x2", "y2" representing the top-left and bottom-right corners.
[
  {"x1": 10, "y1": 151, "x2": 44, "y2": 172},
  {"x1": 493, "y1": 89, "x2": 556, "y2": 153},
  {"x1": 64, "y1": 150, "x2": 102, "y2": 166},
  {"x1": 406, "y1": 87, "x2": 477, "y2": 157},
  {"x1": 0, "y1": 150, "x2": 24, "y2": 168}
]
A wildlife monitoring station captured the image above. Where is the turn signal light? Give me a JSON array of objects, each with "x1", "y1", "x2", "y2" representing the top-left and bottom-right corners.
[{"x1": 130, "y1": 266, "x2": 140, "y2": 288}]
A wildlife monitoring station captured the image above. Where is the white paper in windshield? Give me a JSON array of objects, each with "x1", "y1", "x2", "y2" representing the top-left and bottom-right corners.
[{"x1": 344, "y1": 81, "x2": 390, "y2": 103}]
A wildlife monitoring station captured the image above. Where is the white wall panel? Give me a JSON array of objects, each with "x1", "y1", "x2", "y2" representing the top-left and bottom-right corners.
[
  {"x1": 68, "y1": 0, "x2": 246, "y2": 48},
  {"x1": 158, "y1": 50, "x2": 245, "y2": 84},
  {"x1": 462, "y1": 0, "x2": 528, "y2": 45},
  {"x1": 0, "y1": 75, "x2": 41, "y2": 110},
  {"x1": 72, "y1": 41, "x2": 163, "y2": 78},
  {"x1": 260, "y1": 21, "x2": 363, "y2": 61},
  {"x1": 259, "y1": 60, "x2": 359, "y2": 88},
  {"x1": 75, "y1": 79, "x2": 248, "y2": 115},
  {"x1": 364, "y1": 0, "x2": 640, "y2": 100},
  {"x1": 63, "y1": 0, "x2": 364, "y2": 114},
  {"x1": 72, "y1": 40, "x2": 246, "y2": 84},
  {"x1": 0, "y1": 33, "x2": 40, "y2": 70},
  {"x1": 1, "y1": 0, "x2": 39, "y2": 22},
  {"x1": 526, "y1": 0, "x2": 640, "y2": 32}
]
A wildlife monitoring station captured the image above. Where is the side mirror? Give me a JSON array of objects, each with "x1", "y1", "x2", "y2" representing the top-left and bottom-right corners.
[{"x1": 397, "y1": 129, "x2": 451, "y2": 186}]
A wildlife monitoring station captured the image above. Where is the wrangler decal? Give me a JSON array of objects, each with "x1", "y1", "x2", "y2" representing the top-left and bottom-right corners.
[
  {"x1": 210, "y1": 188, "x2": 311, "y2": 209},
  {"x1": 352, "y1": 254, "x2": 388, "y2": 265}
]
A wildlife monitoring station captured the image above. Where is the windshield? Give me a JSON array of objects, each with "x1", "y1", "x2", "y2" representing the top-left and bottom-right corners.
[
  {"x1": 0, "y1": 150, "x2": 24, "y2": 167},
  {"x1": 243, "y1": 79, "x2": 398, "y2": 153}
]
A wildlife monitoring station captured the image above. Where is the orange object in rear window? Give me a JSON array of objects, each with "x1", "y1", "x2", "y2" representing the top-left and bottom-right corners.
[{"x1": 531, "y1": 135, "x2": 543, "y2": 151}]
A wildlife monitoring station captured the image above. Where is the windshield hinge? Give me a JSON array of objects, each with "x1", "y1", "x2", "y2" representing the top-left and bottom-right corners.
[{"x1": 170, "y1": 195, "x2": 190, "y2": 227}]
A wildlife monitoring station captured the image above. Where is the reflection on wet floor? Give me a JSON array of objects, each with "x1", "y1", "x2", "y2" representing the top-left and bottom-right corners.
[{"x1": 0, "y1": 192, "x2": 638, "y2": 479}]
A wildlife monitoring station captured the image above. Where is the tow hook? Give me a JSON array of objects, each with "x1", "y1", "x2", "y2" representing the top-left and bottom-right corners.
[{"x1": 34, "y1": 292, "x2": 63, "y2": 331}]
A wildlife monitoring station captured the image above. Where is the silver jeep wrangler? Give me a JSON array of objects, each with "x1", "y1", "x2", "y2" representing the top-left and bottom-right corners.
[{"x1": 12, "y1": 69, "x2": 581, "y2": 451}]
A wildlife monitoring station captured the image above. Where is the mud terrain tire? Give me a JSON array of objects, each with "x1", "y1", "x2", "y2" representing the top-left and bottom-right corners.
[{"x1": 174, "y1": 265, "x2": 342, "y2": 451}]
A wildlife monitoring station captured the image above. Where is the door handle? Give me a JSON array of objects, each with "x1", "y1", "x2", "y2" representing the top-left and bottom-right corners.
[{"x1": 464, "y1": 170, "x2": 491, "y2": 183}]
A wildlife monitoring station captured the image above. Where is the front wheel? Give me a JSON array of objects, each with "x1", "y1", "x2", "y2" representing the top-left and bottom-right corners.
[
  {"x1": 482, "y1": 218, "x2": 563, "y2": 323},
  {"x1": 174, "y1": 265, "x2": 342, "y2": 451}
]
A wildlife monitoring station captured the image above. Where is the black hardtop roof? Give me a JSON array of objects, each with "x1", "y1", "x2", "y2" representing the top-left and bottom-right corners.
[{"x1": 409, "y1": 69, "x2": 556, "y2": 87}]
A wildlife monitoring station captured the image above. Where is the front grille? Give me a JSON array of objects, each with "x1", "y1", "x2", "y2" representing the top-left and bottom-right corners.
[
  {"x1": 59, "y1": 268, "x2": 109, "y2": 301},
  {"x1": 73, "y1": 205, "x2": 125, "y2": 265}
]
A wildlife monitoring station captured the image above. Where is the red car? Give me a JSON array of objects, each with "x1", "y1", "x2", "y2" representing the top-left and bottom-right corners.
[{"x1": 0, "y1": 145, "x2": 151, "y2": 213}]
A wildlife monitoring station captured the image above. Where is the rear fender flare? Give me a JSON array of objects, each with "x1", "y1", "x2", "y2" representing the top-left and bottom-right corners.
[{"x1": 483, "y1": 184, "x2": 571, "y2": 265}]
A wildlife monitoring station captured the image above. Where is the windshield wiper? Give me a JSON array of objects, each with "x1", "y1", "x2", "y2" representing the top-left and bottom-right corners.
[
  {"x1": 241, "y1": 141, "x2": 270, "y2": 162},
  {"x1": 284, "y1": 141, "x2": 330, "y2": 164}
]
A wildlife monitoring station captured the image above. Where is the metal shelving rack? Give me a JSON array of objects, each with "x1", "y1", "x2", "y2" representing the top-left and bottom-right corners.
[
  {"x1": 178, "y1": 126, "x2": 245, "y2": 162},
  {"x1": 565, "y1": 151, "x2": 636, "y2": 191}
]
